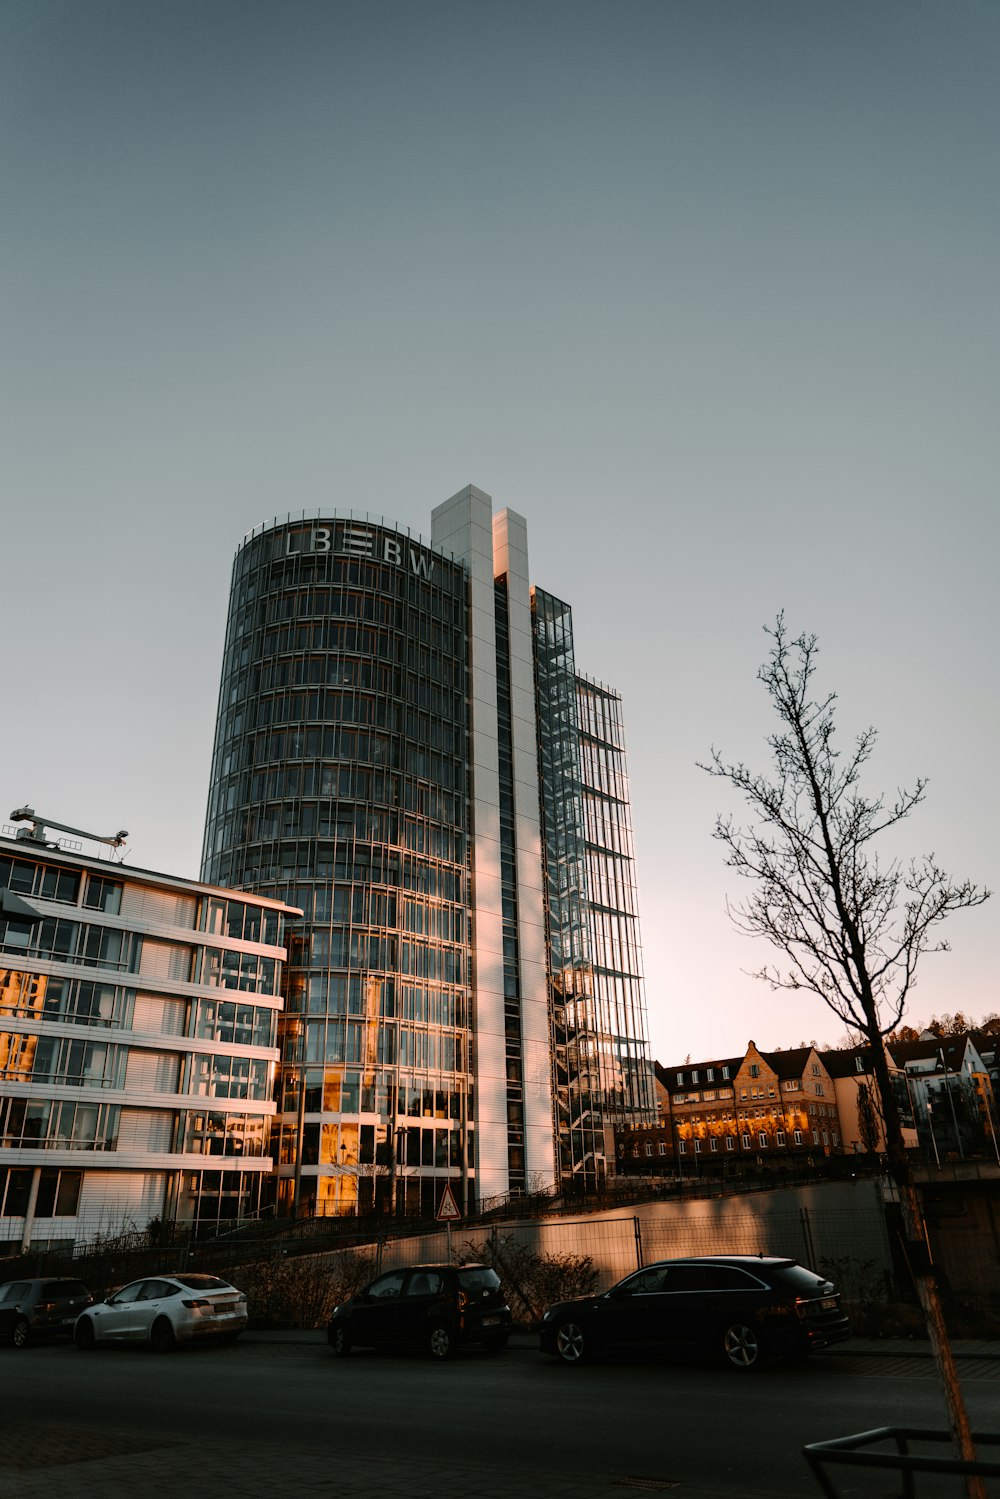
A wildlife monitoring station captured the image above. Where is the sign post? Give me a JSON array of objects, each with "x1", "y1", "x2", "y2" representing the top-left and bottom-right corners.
[{"x1": 436, "y1": 1182, "x2": 462, "y2": 1261}]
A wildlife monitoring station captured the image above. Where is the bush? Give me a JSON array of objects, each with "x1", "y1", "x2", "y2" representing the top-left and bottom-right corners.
[
  {"x1": 231, "y1": 1248, "x2": 377, "y2": 1330},
  {"x1": 465, "y1": 1234, "x2": 599, "y2": 1326}
]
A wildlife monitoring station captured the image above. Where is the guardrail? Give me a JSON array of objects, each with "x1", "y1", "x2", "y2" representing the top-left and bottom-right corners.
[{"x1": 803, "y1": 1427, "x2": 1000, "y2": 1497}]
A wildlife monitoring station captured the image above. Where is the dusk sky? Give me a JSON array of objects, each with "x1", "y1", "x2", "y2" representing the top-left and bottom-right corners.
[{"x1": 3, "y1": 0, "x2": 997, "y2": 1066}]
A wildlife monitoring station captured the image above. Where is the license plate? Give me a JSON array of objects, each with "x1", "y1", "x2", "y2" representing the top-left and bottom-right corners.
[
  {"x1": 481, "y1": 1316, "x2": 501, "y2": 1327},
  {"x1": 61, "y1": 1317, "x2": 76, "y2": 1326},
  {"x1": 820, "y1": 1297, "x2": 837, "y2": 1311}
]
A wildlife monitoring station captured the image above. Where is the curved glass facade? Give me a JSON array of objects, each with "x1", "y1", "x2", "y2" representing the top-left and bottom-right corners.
[{"x1": 202, "y1": 516, "x2": 473, "y2": 1217}]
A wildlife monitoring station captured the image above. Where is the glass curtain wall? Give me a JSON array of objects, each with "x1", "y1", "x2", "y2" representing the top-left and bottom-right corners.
[
  {"x1": 531, "y1": 589, "x2": 608, "y2": 1185},
  {"x1": 202, "y1": 518, "x2": 473, "y2": 1217},
  {"x1": 576, "y1": 677, "x2": 655, "y2": 1127}
]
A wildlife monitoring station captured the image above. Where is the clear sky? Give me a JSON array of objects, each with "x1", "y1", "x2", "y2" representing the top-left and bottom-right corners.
[{"x1": 3, "y1": 0, "x2": 997, "y2": 1066}]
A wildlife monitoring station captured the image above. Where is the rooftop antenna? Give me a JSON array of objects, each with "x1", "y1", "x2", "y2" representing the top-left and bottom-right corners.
[{"x1": 9, "y1": 806, "x2": 129, "y2": 857}]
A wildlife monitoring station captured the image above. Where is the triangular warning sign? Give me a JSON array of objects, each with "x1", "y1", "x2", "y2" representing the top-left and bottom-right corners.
[{"x1": 436, "y1": 1183, "x2": 462, "y2": 1221}]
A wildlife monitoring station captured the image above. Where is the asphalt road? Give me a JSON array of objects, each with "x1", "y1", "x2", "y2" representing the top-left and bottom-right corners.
[{"x1": 3, "y1": 1337, "x2": 999, "y2": 1499}]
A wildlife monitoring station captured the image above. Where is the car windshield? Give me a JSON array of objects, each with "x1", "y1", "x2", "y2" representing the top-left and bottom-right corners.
[
  {"x1": 172, "y1": 1275, "x2": 232, "y2": 1291},
  {"x1": 768, "y1": 1263, "x2": 833, "y2": 1295},
  {"x1": 457, "y1": 1268, "x2": 501, "y2": 1292}
]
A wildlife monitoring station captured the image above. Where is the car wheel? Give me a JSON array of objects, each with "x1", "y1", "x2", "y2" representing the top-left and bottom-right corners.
[
  {"x1": 150, "y1": 1318, "x2": 176, "y2": 1353},
  {"x1": 74, "y1": 1319, "x2": 97, "y2": 1351},
  {"x1": 722, "y1": 1321, "x2": 763, "y2": 1371},
  {"x1": 329, "y1": 1324, "x2": 352, "y2": 1358},
  {"x1": 427, "y1": 1322, "x2": 454, "y2": 1360},
  {"x1": 481, "y1": 1331, "x2": 509, "y2": 1353},
  {"x1": 12, "y1": 1317, "x2": 31, "y2": 1350},
  {"x1": 555, "y1": 1318, "x2": 588, "y2": 1366}
]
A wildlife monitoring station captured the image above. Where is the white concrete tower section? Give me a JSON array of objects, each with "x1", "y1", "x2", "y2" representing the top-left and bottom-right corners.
[
  {"x1": 431, "y1": 486, "x2": 556, "y2": 1202},
  {"x1": 492, "y1": 508, "x2": 557, "y2": 1190},
  {"x1": 431, "y1": 486, "x2": 509, "y2": 1201}
]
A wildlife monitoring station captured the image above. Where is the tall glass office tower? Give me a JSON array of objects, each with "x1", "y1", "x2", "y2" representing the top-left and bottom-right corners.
[{"x1": 202, "y1": 486, "x2": 653, "y2": 1216}]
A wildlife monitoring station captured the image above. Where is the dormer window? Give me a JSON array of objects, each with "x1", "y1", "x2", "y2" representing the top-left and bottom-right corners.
[
  {"x1": 855, "y1": 1056, "x2": 865, "y2": 1072},
  {"x1": 691, "y1": 1070, "x2": 699, "y2": 1084}
]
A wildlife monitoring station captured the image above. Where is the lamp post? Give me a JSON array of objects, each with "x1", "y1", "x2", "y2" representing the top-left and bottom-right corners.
[{"x1": 925, "y1": 1098, "x2": 941, "y2": 1168}]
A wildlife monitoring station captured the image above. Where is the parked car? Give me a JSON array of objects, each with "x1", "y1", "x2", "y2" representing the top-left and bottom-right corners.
[
  {"x1": 74, "y1": 1273, "x2": 248, "y2": 1351},
  {"x1": 0, "y1": 1278, "x2": 94, "y2": 1348},
  {"x1": 327, "y1": 1262, "x2": 511, "y2": 1360},
  {"x1": 539, "y1": 1255, "x2": 851, "y2": 1371}
]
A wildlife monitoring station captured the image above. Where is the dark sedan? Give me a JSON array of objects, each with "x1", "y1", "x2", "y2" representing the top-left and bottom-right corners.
[{"x1": 539, "y1": 1255, "x2": 850, "y2": 1371}]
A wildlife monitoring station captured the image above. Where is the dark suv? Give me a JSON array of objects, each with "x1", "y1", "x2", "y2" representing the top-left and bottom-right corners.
[
  {"x1": 0, "y1": 1278, "x2": 94, "y2": 1348},
  {"x1": 540, "y1": 1255, "x2": 851, "y2": 1371},
  {"x1": 327, "y1": 1262, "x2": 511, "y2": 1360}
]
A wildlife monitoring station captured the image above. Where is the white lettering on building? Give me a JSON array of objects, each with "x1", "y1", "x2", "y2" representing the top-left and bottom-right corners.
[{"x1": 283, "y1": 524, "x2": 434, "y2": 579}]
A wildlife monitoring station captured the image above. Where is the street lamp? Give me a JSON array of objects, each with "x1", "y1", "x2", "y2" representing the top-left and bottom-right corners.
[{"x1": 925, "y1": 1098, "x2": 941, "y2": 1168}]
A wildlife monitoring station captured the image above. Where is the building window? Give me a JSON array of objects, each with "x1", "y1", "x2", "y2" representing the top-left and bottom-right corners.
[
  {"x1": 658, "y1": 1142, "x2": 666, "y2": 1155},
  {"x1": 725, "y1": 1135, "x2": 735, "y2": 1151},
  {"x1": 694, "y1": 1139, "x2": 702, "y2": 1153},
  {"x1": 706, "y1": 1068, "x2": 714, "y2": 1082},
  {"x1": 749, "y1": 1064, "x2": 760, "y2": 1078},
  {"x1": 812, "y1": 1063, "x2": 821, "y2": 1076},
  {"x1": 676, "y1": 1073, "x2": 684, "y2": 1086},
  {"x1": 758, "y1": 1132, "x2": 767, "y2": 1148},
  {"x1": 678, "y1": 1140, "x2": 686, "y2": 1155},
  {"x1": 691, "y1": 1070, "x2": 699, "y2": 1084},
  {"x1": 776, "y1": 1131, "x2": 786, "y2": 1146},
  {"x1": 793, "y1": 1129, "x2": 803, "y2": 1145},
  {"x1": 722, "y1": 1066, "x2": 730, "y2": 1080},
  {"x1": 812, "y1": 1129, "x2": 820, "y2": 1145},
  {"x1": 815, "y1": 1083, "x2": 825, "y2": 1096},
  {"x1": 645, "y1": 1142, "x2": 653, "y2": 1157},
  {"x1": 709, "y1": 1137, "x2": 718, "y2": 1152},
  {"x1": 741, "y1": 1133, "x2": 751, "y2": 1149},
  {"x1": 855, "y1": 1055, "x2": 865, "y2": 1072}
]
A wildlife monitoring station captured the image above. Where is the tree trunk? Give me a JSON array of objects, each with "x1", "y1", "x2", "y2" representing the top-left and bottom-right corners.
[{"x1": 868, "y1": 1038, "x2": 987, "y2": 1498}]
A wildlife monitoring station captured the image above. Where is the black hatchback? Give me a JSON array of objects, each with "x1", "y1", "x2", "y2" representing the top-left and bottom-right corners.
[
  {"x1": 539, "y1": 1255, "x2": 850, "y2": 1371},
  {"x1": 0, "y1": 1278, "x2": 94, "y2": 1348},
  {"x1": 327, "y1": 1263, "x2": 511, "y2": 1360}
]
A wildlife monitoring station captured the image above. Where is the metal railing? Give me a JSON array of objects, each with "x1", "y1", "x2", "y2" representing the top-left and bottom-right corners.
[{"x1": 803, "y1": 1427, "x2": 1000, "y2": 1497}]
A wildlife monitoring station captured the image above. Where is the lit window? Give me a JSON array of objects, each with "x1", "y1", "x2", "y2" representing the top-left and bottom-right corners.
[
  {"x1": 793, "y1": 1130, "x2": 803, "y2": 1145},
  {"x1": 776, "y1": 1131, "x2": 786, "y2": 1146}
]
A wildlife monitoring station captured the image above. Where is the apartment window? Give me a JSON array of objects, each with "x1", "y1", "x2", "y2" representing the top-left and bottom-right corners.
[
  {"x1": 749, "y1": 1064, "x2": 760, "y2": 1078},
  {"x1": 694, "y1": 1139, "x2": 702, "y2": 1153},
  {"x1": 645, "y1": 1142, "x2": 653, "y2": 1157},
  {"x1": 725, "y1": 1135, "x2": 735, "y2": 1151},
  {"x1": 793, "y1": 1130, "x2": 803, "y2": 1145},
  {"x1": 658, "y1": 1142, "x2": 666, "y2": 1156},
  {"x1": 678, "y1": 1140, "x2": 686, "y2": 1155},
  {"x1": 741, "y1": 1133, "x2": 751, "y2": 1149},
  {"x1": 812, "y1": 1063, "x2": 821, "y2": 1076},
  {"x1": 722, "y1": 1066, "x2": 730, "y2": 1080},
  {"x1": 676, "y1": 1073, "x2": 684, "y2": 1086},
  {"x1": 740, "y1": 1088, "x2": 748, "y2": 1100},
  {"x1": 691, "y1": 1070, "x2": 699, "y2": 1084},
  {"x1": 812, "y1": 1129, "x2": 820, "y2": 1144},
  {"x1": 855, "y1": 1055, "x2": 865, "y2": 1072},
  {"x1": 758, "y1": 1132, "x2": 767, "y2": 1149},
  {"x1": 706, "y1": 1068, "x2": 715, "y2": 1082},
  {"x1": 709, "y1": 1137, "x2": 718, "y2": 1153},
  {"x1": 776, "y1": 1130, "x2": 786, "y2": 1146},
  {"x1": 703, "y1": 1090, "x2": 716, "y2": 1101},
  {"x1": 815, "y1": 1083, "x2": 825, "y2": 1096}
]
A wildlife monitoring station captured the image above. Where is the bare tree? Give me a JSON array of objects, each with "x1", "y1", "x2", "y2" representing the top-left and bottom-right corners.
[{"x1": 702, "y1": 615, "x2": 990, "y2": 1492}]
